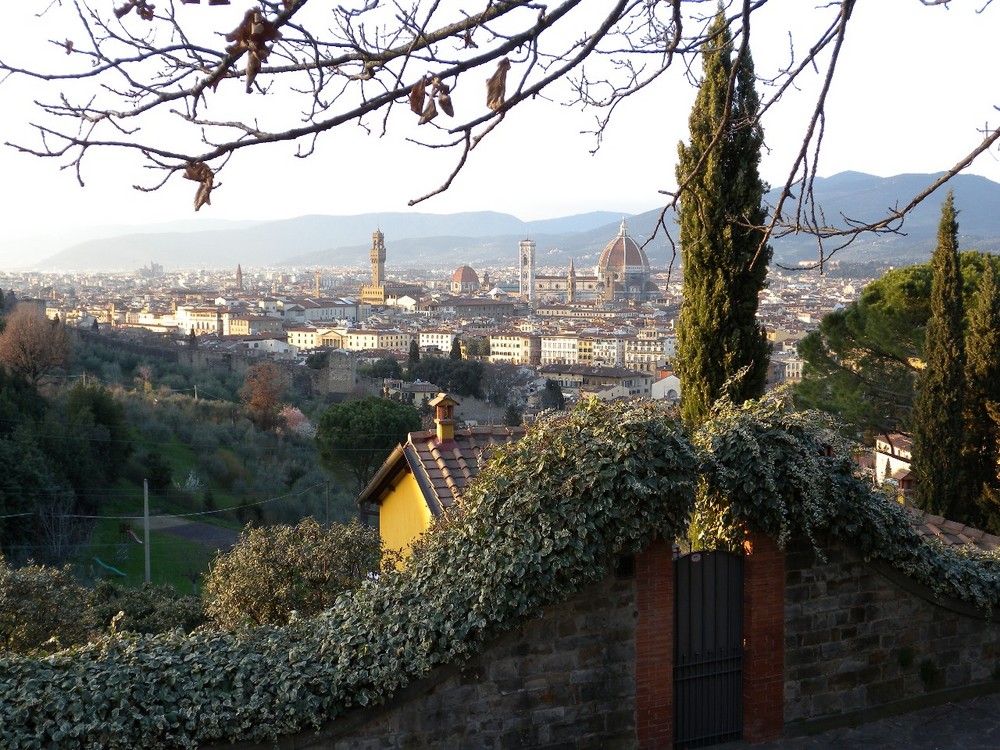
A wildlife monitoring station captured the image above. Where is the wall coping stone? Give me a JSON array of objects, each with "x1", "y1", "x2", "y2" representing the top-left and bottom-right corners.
[{"x1": 868, "y1": 560, "x2": 995, "y2": 622}]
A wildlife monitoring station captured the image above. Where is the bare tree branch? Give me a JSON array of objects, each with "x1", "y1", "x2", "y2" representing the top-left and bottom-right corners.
[{"x1": 0, "y1": 0, "x2": 996, "y2": 266}]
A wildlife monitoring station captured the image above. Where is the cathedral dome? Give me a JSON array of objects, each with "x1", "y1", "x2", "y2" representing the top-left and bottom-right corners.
[
  {"x1": 452, "y1": 265, "x2": 480, "y2": 285},
  {"x1": 596, "y1": 220, "x2": 650, "y2": 279}
]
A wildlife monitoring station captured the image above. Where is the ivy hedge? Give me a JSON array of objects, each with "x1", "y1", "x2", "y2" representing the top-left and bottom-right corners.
[
  {"x1": 3, "y1": 395, "x2": 1000, "y2": 748},
  {"x1": 695, "y1": 394, "x2": 1000, "y2": 611}
]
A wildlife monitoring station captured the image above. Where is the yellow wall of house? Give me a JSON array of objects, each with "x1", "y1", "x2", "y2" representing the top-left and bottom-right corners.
[{"x1": 379, "y1": 472, "x2": 432, "y2": 556}]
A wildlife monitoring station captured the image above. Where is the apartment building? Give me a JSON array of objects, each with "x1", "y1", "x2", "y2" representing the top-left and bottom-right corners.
[{"x1": 489, "y1": 332, "x2": 540, "y2": 366}]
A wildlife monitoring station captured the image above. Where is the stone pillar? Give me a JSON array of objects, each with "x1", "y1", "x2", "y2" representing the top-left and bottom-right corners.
[
  {"x1": 743, "y1": 532, "x2": 785, "y2": 742},
  {"x1": 635, "y1": 539, "x2": 675, "y2": 749}
]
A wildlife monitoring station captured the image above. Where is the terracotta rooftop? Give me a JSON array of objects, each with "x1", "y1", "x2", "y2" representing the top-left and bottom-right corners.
[
  {"x1": 404, "y1": 425, "x2": 525, "y2": 515},
  {"x1": 905, "y1": 506, "x2": 1000, "y2": 552}
]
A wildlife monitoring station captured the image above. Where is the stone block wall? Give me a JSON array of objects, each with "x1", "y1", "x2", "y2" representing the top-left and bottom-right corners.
[
  {"x1": 221, "y1": 572, "x2": 638, "y2": 750},
  {"x1": 783, "y1": 539, "x2": 1000, "y2": 731}
]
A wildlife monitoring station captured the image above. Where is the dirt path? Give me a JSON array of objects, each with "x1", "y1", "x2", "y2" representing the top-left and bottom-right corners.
[{"x1": 146, "y1": 515, "x2": 240, "y2": 552}]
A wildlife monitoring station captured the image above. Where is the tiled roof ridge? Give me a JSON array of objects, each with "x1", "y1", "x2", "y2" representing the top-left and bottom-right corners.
[
  {"x1": 905, "y1": 506, "x2": 1000, "y2": 551},
  {"x1": 404, "y1": 424, "x2": 527, "y2": 511}
]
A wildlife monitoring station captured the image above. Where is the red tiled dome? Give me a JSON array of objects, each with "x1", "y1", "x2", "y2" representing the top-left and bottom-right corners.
[
  {"x1": 596, "y1": 220, "x2": 650, "y2": 277},
  {"x1": 452, "y1": 265, "x2": 479, "y2": 284}
]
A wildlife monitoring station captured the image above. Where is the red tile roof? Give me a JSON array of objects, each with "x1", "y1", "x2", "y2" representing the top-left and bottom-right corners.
[
  {"x1": 403, "y1": 426, "x2": 526, "y2": 515},
  {"x1": 905, "y1": 507, "x2": 1000, "y2": 552}
]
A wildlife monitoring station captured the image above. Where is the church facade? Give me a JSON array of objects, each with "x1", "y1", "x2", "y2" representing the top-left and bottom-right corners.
[{"x1": 518, "y1": 220, "x2": 659, "y2": 305}]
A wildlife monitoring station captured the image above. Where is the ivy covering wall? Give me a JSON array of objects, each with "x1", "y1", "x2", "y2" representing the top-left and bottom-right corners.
[{"x1": 2, "y1": 395, "x2": 1000, "y2": 748}]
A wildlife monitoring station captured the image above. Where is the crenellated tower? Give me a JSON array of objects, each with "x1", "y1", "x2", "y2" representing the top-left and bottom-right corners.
[{"x1": 371, "y1": 229, "x2": 386, "y2": 287}]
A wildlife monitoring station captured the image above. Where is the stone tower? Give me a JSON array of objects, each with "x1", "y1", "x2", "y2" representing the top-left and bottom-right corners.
[
  {"x1": 567, "y1": 258, "x2": 576, "y2": 304},
  {"x1": 519, "y1": 239, "x2": 536, "y2": 304},
  {"x1": 371, "y1": 229, "x2": 386, "y2": 287},
  {"x1": 236, "y1": 264, "x2": 243, "y2": 292}
]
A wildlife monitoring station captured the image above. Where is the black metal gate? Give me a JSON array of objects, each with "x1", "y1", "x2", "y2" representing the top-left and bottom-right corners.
[{"x1": 673, "y1": 550, "x2": 744, "y2": 749}]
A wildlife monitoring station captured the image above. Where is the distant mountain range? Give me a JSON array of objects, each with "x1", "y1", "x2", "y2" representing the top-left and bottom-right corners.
[{"x1": 21, "y1": 172, "x2": 1000, "y2": 272}]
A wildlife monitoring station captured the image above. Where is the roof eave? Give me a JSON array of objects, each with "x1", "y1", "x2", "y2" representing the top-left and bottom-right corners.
[{"x1": 357, "y1": 443, "x2": 409, "y2": 506}]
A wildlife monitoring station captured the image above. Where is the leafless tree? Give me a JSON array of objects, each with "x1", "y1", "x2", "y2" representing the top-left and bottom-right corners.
[
  {"x1": 239, "y1": 359, "x2": 285, "y2": 430},
  {"x1": 0, "y1": 303, "x2": 72, "y2": 386},
  {"x1": 36, "y1": 492, "x2": 92, "y2": 565},
  {"x1": 1, "y1": 0, "x2": 998, "y2": 266}
]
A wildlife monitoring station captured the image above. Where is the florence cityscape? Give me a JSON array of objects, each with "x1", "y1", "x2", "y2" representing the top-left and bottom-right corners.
[{"x1": 3, "y1": 1, "x2": 1000, "y2": 748}]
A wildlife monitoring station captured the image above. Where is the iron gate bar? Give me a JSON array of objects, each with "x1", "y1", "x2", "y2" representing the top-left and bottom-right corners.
[{"x1": 674, "y1": 550, "x2": 744, "y2": 749}]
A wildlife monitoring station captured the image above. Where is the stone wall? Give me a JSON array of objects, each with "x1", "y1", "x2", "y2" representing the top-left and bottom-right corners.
[
  {"x1": 783, "y1": 538, "x2": 1000, "y2": 732},
  {"x1": 219, "y1": 572, "x2": 638, "y2": 750}
]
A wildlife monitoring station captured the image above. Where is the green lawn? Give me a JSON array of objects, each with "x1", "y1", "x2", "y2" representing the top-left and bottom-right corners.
[{"x1": 84, "y1": 516, "x2": 216, "y2": 594}]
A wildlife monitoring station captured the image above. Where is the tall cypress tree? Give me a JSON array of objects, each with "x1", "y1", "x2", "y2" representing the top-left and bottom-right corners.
[
  {"x1": 676, "y1": 9, "x2": 771, "y2": 426},
  {"x1": 966, "y1": 256, "x2": 1000, "y2": 526},
  {"x1": 912, "y1": 192, "x2": 967, "y2": 519}
]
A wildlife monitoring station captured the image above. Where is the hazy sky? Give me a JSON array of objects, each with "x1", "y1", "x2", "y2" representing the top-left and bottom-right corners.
[{"x1": 1, "y1": 0, "x2": 998, "y2": 257}]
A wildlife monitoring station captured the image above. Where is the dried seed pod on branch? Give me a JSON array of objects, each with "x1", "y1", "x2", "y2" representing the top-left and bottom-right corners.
[
  {"x1": 114, "y1": 0, "x2": 155, "y2": 20},
  {"x1": 432, "y1": 78, "x2": 454, "y2": 117},
  {"x1": 2, "y1": 0, "x2": 996, "y2": 261},
  {"x1": 183, "y1": 162, "x2": 215, "y2": 211},
  {"x1": 486, "y1": 58, "x2": 510, "y2": 112},
  {"x1": 224, "y1": 9, "x2": 282, "y2": 93},
  {"x1": 409, "y1": 77, "x2": 429, "y2": 116}
]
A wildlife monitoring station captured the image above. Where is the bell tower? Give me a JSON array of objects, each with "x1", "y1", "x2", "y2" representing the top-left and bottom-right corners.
[{"x1": 519, "y1": 238, "x2": 535, "y2": 304}]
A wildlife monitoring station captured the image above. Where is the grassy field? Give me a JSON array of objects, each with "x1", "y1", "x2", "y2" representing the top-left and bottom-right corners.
[{"x1": 84, "y1": 516, "x2": 218, "y2": 593}]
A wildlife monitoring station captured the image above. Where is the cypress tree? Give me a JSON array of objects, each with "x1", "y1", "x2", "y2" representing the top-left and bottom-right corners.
[
  {"x1": 966, "y1": 256, "x2": 1000, "y2": 526},
  {"x1": 912, "y1": 192, "x2": 967, "y2": 519},
  {"x1": 676, "y1": 9, "x2": 771, "y2": 426}
]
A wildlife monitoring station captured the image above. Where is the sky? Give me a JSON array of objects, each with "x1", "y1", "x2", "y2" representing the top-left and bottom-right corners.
[{"x1": 1, "y1": 0, "x2": 998, "y2": 263}]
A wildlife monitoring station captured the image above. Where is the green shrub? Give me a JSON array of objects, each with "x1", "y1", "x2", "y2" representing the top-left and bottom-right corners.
[
  {"x1": 86, "y1": 581, "x2": 205, "y2": 636},
  {"x1": 0, "y1": 559, "x2": 90, "y2": 653}
]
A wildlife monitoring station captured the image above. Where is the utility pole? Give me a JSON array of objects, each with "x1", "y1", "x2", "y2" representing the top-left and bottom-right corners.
[{"x1": 143, "y1": 479, "x2": 151, "y2": 584}]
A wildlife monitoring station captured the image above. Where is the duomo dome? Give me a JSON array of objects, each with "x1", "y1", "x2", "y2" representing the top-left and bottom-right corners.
[
  {"x1": 595, "y1": 220, "x2": 658, "y2": 303},
  {"x1": 596, "y1": 219, "x2": 651, "y2": 279}
]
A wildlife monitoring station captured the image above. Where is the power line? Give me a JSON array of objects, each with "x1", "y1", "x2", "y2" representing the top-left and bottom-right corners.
[{"x1": 4, "y1": 482, "x2": 327, "y2": 522}]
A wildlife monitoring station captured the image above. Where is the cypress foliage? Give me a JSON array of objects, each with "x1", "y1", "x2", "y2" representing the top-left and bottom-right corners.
[
  {"x1": 676, "y1": 9, "x2": 771, "y2": 426},
  {"x1": 912, "y1": 192, "x2": 968, "y2": 520},
  {"x1": 966, "y1": 257, "x2": 1000, "y2": 527}
]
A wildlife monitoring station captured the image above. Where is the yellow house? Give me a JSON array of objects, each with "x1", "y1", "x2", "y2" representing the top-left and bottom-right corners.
[{"x1": 357, "y1": 394, "x2": 525, "y2": 555}]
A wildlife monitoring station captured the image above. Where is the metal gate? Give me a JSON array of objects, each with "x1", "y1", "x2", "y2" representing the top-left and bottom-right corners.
[{"x1": 673, "y1": 550, "x2": 744, "y2": 749}]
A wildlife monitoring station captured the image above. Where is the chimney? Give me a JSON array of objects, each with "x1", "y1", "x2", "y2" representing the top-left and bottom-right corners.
[{"x1": 429, "y1": 393, "x2": 459, "y2": 443}]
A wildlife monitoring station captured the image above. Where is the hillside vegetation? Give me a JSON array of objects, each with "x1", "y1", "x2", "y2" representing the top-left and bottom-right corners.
[{"x1": 3, "y1": 396, "x2": 1000, "y2": 748}]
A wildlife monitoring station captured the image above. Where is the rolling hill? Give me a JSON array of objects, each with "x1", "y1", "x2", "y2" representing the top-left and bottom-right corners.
[{"x1": 24, "y1": 173, "x2": 1000, "y2": 272}]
